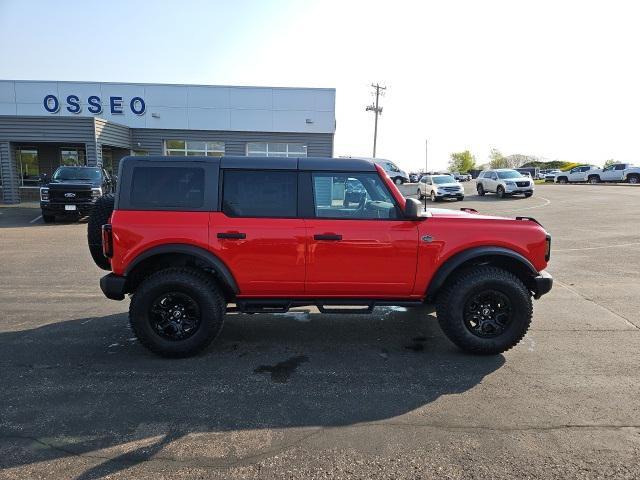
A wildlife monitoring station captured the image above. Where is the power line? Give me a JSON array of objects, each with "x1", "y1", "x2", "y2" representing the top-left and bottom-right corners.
[{"x1": 365, "y1": 83, "x2": 386, "y2": 157}]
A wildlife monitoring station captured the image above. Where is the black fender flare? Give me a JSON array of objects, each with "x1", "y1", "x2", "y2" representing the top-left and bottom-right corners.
[
  {"x1": 425, "y1": 246, "x2": 538, "y2": 300},
  {"x1": 125, "y1": 243, "x2": 239, "y2": 294}
]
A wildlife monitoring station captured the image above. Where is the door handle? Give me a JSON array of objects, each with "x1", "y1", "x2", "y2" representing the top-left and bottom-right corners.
[
  {"x1": 314, "y1": 234, "x2": 342, "y2": 241},
  {"x1": 217, "y1": 232, "x2": 246, "y2": 239}
]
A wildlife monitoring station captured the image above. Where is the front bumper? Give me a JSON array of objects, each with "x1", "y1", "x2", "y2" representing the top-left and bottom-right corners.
[
  {"x1": 533, "y1": 270, "x2": 553, "y2": 299},
  {"x1": 100, "y1": 273, "x2": 127, "y2": 300},
  {"x1": 41, "y1": 201, "x2": 96, "y2": 216},
  {"x1": 436, "y1": 192, "x2": 464, "y2": 198}
]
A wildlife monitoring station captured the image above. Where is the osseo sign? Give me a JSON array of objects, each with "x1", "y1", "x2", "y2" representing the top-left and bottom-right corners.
[{"x1": 43, "y1": 94, "x2": 146, "y2": 116}]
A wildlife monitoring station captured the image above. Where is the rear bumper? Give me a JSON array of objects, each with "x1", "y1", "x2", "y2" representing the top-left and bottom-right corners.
[
  {"x1": 533, "y1": 270, "x2": 553, "y2": 299},
  {"x1": 100, "y1": 273, "x2": 127, "y2": 300}
]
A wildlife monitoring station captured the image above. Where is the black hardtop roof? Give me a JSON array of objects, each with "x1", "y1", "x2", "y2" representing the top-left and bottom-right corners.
[{"x1": 120, "y1": 155, "x2": 377, "y2": 172}]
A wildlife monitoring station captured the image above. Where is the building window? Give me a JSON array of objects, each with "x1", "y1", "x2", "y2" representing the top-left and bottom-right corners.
[
  {"x1": 164, "y1": 140, "x2": 225, "y2": 157},
  {"x1": 246, "y1": 143, "x2": 307, "y2": 157},
  {"x1": 60, "y1": 148, "x2": 86, "y2": 166},
  {"x1": 18, "y1": 148, "x2": 39, "y2": 186}
]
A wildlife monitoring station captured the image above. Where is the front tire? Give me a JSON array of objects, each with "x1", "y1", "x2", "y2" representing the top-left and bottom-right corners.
[
  {"x1": 456, "y1": 196, "x2": 464, "y2": 201},
  {"x1": 395, "y1": 177, "x2": 404, "y2": 185},
  {"x1": 436, "y1": 266, "x2": 532, "y2": 355},
  {"x1": 557, "y1": 177, "x2": 568, "y2": 184},
  {"x1": 524, "y1": 192, "x2": 533, "y2": 198},
  {"x1": 129, "y1": 268, "x2": 225, "y2": 358},
  {"x1": 628, "y1": 174, "x2": 639, "y2": 184},
  {"x1": 497, "y1": 186, "x2": 506, "y2": 198},
  {"x1": 42, "y1": 213, "x2": 55, "y2": 223},
  {"x1": 477, "y1": 183, "x2": 485, "y2": 196},
  {"x1": 430, "y1": 191, "x2": 437, "y2": 202},
  {"x1": 588, "y1": 176, "x2": 600, "y2": 184}
]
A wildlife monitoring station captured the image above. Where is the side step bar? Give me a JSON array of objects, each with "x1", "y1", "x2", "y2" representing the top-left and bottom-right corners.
[{"x1": 234, "y1": 299, "x2": 423, "y2": 314}]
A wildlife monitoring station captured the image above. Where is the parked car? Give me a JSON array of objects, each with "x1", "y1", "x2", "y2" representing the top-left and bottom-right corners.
[
  {"x1": 91, "y1": 155, "x2": 552, "y2": 358},
  {"x1": 409, "y1": 173, "x2": 420, "y2": 183},
  {"x1": 584, "y1": 163, "x2": 639, "y2": 184},
  {"x1": 536, "y1": 170, "x2": 549, "y2": 180},
  {"x1": 544, "y1": 169, "x2": 562, "y2": 182},
  {"x1": 417, "y1": 174, "x2": 465, "y2": 202},
  {"x1": 476, "y1": 169, "x2": 534, "y2": 198},
  {"x1": 39, "y1": 166, "x2": 115, "y2": 223},
  {"x1": 373, "y1": 159, "x2": 410, "y2": 185},
  {"x1": 451, "y1": 172, "x2": 472, "y2": 182},
  {"x1": 553, "y1": 165, "x2": 597, "y2": 184}
]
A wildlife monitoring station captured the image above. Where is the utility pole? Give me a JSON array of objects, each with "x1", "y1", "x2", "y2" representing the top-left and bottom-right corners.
[
  {"x1": 365, "y1": 83, "x2": 386, "y2": 157},
  {"x1": 424, "y1": 138, "x2": 428, "y2": 211}
]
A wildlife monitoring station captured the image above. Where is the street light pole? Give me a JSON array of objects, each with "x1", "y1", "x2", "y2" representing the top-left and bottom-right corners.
[{"x1": 424, "y1": 138, "x2": 428, "y2": 211}]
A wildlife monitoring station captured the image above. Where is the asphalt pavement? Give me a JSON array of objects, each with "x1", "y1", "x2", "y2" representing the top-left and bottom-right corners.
[{"x1": 0, "y1": 183, "x2": 638, "y2": 479}]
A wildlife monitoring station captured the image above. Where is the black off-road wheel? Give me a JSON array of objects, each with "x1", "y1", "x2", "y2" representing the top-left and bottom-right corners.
[
  {"x1": 129, "y1": 268, "x2": 226, "y2": 358},
  {"x1": 436, "y1": 266, "x2": 533, "y2": 355},
  {"x1": 87, "y1": 193, "x2": 115, "y2": 270}
]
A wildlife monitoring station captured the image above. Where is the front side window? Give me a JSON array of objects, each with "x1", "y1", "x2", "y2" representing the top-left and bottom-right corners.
[
  {"x1": 131, "y1": 167, "x2": 204, "y2": 209},
  {"x1": 165, "y1": 140, "x2": 225, "y2": 157},
  {"x1": 246, "y1": 143, "x2": 307, "y2": 157},
  {"x1": 312, "y1": 172, "x2": 399, "y2": 220},
  {"x1": 615, "y1": 164, "x2": 626, "y2": 170},
  {"x1": 222, "y1": 170, "x2": 297, "y2": 217}
]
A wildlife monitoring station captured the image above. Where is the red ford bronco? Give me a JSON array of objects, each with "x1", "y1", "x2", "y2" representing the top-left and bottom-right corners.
[{"x1": 88, "y1": 156, "x2": 552, "y2": 357}]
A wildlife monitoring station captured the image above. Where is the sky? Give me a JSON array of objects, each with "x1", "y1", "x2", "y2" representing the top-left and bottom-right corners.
[{"x1": 1, "y1": 0, "x2": 639, "y2": 171}]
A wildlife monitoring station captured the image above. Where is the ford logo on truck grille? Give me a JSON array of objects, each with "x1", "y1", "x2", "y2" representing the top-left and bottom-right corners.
[{"x1": 64, "y1": 192, "x2": 76, "y2": 198}]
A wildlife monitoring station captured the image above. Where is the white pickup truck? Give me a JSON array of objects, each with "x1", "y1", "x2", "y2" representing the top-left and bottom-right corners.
[
  {"x1": 585, "y1": 163, "x2": 640, "y2": 184},
  {"x1": 554, "y1": 165, "x2": 597, "y2": 184}
]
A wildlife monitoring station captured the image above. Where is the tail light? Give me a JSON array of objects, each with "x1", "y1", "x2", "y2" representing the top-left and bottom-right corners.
[
  {"x1": 102, "y1": 224, "x2": 113, "y2": 258},
  {"x1": 545, "y1": 235, "x2": 551, "y2": 261}
]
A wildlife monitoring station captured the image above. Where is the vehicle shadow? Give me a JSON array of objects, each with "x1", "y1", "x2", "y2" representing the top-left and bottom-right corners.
[{"x1": 0, "y1": 310, "x2": 504, "y2": 477}]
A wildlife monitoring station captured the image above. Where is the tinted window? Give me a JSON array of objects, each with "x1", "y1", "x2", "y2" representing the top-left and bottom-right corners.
[
  {"x1": 53, "y1": 167, "x2": 101, "y2": 181},
  {"x1": 312, "y1": 172, "x2": 399, "y2": 219},
  {"x1": 222, "y1": 170, "x2": 297, "y2": 217},
  {"x1": 131, "y1": 167, "x2": 204, "y2": 209},
  {"x1": 615, "y1": 164, "x2": 626, "y2": 170}
]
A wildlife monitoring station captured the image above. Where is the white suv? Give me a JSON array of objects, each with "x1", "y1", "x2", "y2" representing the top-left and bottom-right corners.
[
  {"x1": 418, "y1": 174, "x2": 465, "y2": 202},
  {"x1": 476, "y1": 169, "x2": 534, "y2": 198}
]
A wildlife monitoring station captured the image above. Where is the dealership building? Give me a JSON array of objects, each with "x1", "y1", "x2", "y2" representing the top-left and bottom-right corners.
[{"x1": 0, "y1": 80, "x2": 336, "y2": 203}]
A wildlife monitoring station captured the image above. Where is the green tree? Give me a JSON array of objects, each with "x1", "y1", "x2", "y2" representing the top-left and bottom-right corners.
[
  {"x1": 603, "y1": 159, "x2": 616, "y2": 168},
  {"x1": 489, "y1": 148, "x2": 507, "y2": 169},
  {"x1": 448, "y1": 150, "x2": 476, "y2": 173}
]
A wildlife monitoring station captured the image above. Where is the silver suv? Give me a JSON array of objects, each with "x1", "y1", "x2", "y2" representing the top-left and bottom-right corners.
[{"x1": 476, "y1": 169, "x2": 534, "y2": 198}]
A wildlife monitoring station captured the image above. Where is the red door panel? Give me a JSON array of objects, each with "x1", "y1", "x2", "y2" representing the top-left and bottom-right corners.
[
  {"x1": 304, "y1": 219, "x2": 418, "y2": 297},
  {"x1": 209, "y1": 213, "x2": 306, "y2": 296}
]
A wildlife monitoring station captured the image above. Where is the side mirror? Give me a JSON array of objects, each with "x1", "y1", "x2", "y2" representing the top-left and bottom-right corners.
[
  {"x1": 404, "y1": 198, "x2": 423, "y2": 219},
  {"x1": 39, "y1": 173, "x2": 48, "y2": 184}
]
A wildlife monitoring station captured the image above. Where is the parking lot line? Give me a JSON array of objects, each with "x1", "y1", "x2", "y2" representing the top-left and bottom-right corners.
[{"x1": 29, "y1": 215, "x2": 42, "y2": 224}]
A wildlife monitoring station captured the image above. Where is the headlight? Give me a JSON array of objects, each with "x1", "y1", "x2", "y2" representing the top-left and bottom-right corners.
[
  {"x1": 40, "y1": 187, "x2": 49, "y2": 201},
  {"x1": 505, "y1": 181, "x2": 515, "y2": 187},
  {"x1": 91, "y1": 187, "x2": 102, "y2": 198}
]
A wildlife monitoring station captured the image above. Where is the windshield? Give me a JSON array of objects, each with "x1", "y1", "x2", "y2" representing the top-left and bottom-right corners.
[
  {"x1": 52, "y1": 167, "x2": 101, "y2": 181},
  {"x1": 384, "y1": 162, "x2": 400, "y2": 172},
  {"x1": 496, "y1": 170, "x2": 522, "y2": 179},
  {"x1": 433, "y1": 175, "x2": 456, "y2": 184}
]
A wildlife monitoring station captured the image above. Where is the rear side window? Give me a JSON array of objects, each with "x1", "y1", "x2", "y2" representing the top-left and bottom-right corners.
[
  {"x1": 130, "y1": 166, "x2": 204, "y2": 209},
  {"x1": 222, "y1": 170, "x2": 297, "y2": 217}
]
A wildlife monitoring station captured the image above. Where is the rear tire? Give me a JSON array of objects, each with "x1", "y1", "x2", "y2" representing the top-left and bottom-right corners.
[
  {"x1": 588, "y1": 176, "x2": 600, "y2": 184},
  {"x1": 436, "y1": 266, "x2": 532, "y2": 355},
  {"x1": 557, "y1": 177, "x2": 568, "y2": 184},
  {"x1": 129, "y1": 268, "x2": 225, "y2": 358},
  {"x1": 87, "y1": 194, "x2": 115, "y2": 270}
]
